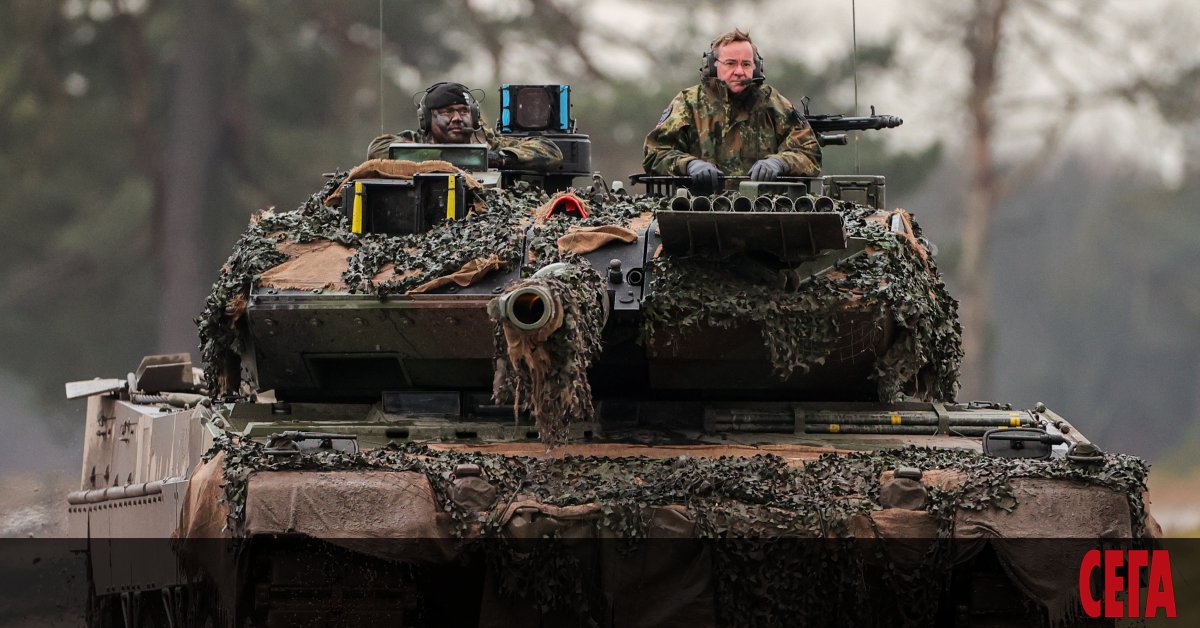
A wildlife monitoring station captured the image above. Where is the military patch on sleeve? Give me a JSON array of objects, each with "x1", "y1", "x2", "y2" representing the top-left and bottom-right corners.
[{"x1": 656, "y1": 105, "x2": 673, "y2": 128}]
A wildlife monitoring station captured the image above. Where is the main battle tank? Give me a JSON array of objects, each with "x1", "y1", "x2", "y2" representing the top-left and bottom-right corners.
[{"x1": 67, "y1": 85, "x2": 1157, "y2": 627}]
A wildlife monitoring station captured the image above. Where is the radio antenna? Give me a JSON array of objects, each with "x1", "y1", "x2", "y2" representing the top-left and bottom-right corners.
[
  {"x1": 379, "y1": 0, "x2": 385, "y2": 132},
  {"x1": 852, "y1": 0, "x2": 860, "y2": 174}
]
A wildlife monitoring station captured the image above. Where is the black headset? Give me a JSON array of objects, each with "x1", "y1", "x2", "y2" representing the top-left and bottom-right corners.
[
  {"x1": 700, "y1": 38, "x2": 764, "y2": 81},
  {"x1": 416, "y1": 82, "x2": 482, "y2": 134}
]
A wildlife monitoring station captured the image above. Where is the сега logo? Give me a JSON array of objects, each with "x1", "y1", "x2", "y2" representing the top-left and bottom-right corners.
[{"x1": 1079, "y1": 549, "x2": 1176, "y2": 619}]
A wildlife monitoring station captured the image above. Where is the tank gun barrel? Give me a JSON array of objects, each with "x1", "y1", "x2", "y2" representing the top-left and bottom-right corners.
[{"x1": 492, "y1": 284, "x2": 558, "y2": 331}]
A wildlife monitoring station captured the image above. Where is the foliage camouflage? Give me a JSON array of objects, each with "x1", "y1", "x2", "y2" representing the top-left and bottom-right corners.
[
  {"x1": 196, "y1": 173, "x2": 351, "y2": 392},
  {"x1": 340, "y1": 184, "x2": 537, "y2": 295},
  {"x1": 196, "y1": 178, "x2": 540, "y2": 392},
  {"x1": 646, "y1": 201, "x2": 962, "y2": 401},
  {"x1": 203, "y1": 435, "x2": 1150, "y2": 626},
  {"x1": 342, "y1": 182, "x2": 659, "y2": 293},
  {"x1": 198, "y1": 170, "x2": 958, "y2": 404},
  {"x1": 195, "y1": 175, "x2": 659, "y2": 394}
]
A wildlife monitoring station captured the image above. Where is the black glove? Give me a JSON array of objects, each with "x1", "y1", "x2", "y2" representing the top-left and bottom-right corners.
[
  {"x1": 748, "y1": 157, "x2": 786, "y2": 181},
  {"x1": 686, "y1": 159, "x2": 723, "y2": 191},
  {"x1": 488, "y1": 149, "x2": 513, "y2": 168}
]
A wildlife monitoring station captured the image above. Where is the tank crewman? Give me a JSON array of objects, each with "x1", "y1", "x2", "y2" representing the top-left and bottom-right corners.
[
  {"x1": 367, "y1": 81, "x2": 562, "y2": 170},
  {"x1": 643, "y1": 29, "x2": 821, "y2": 189}
]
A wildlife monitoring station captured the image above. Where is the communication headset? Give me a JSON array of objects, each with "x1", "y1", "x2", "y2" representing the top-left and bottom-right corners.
[
  {"x1": 416, "y1": 82, "x2": 482, "y2": 134},
  {"x1": 700, "y1": 38, "x2": 765, "y2": 81}
]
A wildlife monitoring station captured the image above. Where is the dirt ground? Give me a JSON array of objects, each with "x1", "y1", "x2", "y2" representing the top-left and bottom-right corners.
[
  {"x1": 0, "y1": 470, "x2": 84, "y2": 626},
  {"x1": 0, "y1": 470, "x2": 73, "y2": 538}
]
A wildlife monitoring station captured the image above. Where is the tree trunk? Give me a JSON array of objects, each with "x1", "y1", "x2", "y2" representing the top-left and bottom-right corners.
[
  {"x1": 156, "y1": 1, "x2": 227, "y2": 359},
  {"x1": 956, "y1": 0, "x2": 1008, "y2": 399}
]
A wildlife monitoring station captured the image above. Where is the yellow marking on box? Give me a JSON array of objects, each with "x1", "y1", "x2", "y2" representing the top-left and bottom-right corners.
[
  {"x1": 829, "y1": 424, "x2": 840, "y2": 433},
  {"x1": 1010, "y1": 417, "x2": 1022, "y2": 427},
  {"x1": 891, "y1": 414, "x2": 902, "y2": 425},
  {"x1": 352, "y1": 181, "x2": 364, "y2": 234},
  {"x1": 446, "y1": 175, "x2": 456, "y2": 219}
]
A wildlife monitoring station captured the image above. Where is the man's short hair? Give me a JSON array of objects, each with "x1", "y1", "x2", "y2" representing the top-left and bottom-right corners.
[{"x1": 712, "y1": 28, "x2": 756, "y2": 56}]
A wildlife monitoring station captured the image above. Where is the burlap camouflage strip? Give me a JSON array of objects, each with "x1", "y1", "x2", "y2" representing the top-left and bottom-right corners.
[
  {"x1": 323, "y1": 158, "x2": 482, "y2": 207},
  {"x1": 193, "y1": 435, "x2": 1152, "y2": 627}
]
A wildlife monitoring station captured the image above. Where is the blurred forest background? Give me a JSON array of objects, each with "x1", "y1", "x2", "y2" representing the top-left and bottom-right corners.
[{"x1": 2, "y1": 0, "x2": 1199, "y2": 535}]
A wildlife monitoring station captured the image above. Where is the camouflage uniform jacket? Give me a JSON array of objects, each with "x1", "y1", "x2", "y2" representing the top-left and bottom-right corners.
[
  {"x1": 643, "y1": 80, "x2": 821, "y2": 177},
  {"x1": 367, "y1": 122, "x2": 562, "y2": 169}
]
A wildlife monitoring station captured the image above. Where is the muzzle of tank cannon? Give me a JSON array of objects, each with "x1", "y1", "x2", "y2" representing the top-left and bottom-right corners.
[
  {"x1": 492, "y1": 285, "x2": 558, "y2": 332},
  {"x1": 488, "y1": 262, "x2": 609, "y2": 333}
]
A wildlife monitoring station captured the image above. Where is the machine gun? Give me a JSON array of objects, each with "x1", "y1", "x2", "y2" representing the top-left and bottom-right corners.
[{"x1": 801, "y1": 97, "x2": 903, "y2": 146}]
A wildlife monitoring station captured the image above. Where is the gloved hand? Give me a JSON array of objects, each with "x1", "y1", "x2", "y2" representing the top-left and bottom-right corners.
[
  {"x1": 748, "y1": 156, "x2": 786, "y2": 181},
  {"x1": 686, "y1": 159, "x2": 723, "y2": 191},
  {"x1": 488, "y1": 149, "x2": 513, "y2": 168}
]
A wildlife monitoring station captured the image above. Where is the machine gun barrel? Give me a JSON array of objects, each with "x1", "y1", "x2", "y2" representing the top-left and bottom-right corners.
[
  {"x1": 805, "y1": 113, "x2": 903, "y2": 133},
  {"x1": 805, "y1": 109, "x2": 901, "y2": 147}
]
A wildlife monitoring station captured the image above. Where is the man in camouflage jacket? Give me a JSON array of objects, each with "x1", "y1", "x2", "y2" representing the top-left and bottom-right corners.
[
  {"x1": 368, "y1": 82, "x2": 562, "y2": 170},
  {"x1": 643, "y1": 29, "x2": 821, "y2": 190}
]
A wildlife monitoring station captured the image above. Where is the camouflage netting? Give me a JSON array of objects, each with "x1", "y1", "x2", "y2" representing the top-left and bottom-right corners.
[
  {"x1": 198, "y1": 169, "x2": 959, "y2": 404},
  {"x1": 196, "y1": 173, "x2": 353, "y2": 392},
  {"x1": 202, "y1": 436, "x2": 1151, "y2": 626},
  {"x1": 201, "y1": 169, "x2": 960, "y2": 403},
  {"x1": 195, "y1": 172, "x2": 659, "y2": 395},
  {"x1": 339, "y1": 184, "x2": 536, "y2": 294},
  {"x1": 645, "y1": 201, "x2": 962, "y2": 401}
]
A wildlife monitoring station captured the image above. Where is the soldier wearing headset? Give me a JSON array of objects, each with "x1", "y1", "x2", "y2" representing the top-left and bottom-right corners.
[
  {"x1": 367, "y1": 81, "x2": 562, "y2": 170},
  {"x1": 643, "y1": 29, "x2": 821, "y2": 191}
]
